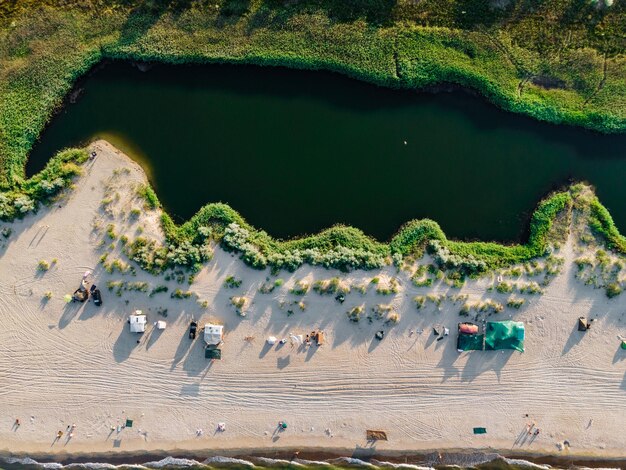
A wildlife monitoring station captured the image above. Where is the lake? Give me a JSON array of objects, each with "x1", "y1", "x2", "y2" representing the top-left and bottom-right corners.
[{"x1": 27, "y1": 62, "x2": 626, "y2": 242}]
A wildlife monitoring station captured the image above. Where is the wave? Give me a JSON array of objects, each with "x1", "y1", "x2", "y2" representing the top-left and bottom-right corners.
[
  {"x1": 143, "y1": 457, "x2": 204, "y2": 468},
  {"x1": 1, "y1": 453, "x2": 623, "y2": 470},
  {"x1": 501, "y1": 458, "x2": 552, "y2": 470},
  {"x1": 202, "y1": 456, "x2": 256, "y2": 467}
]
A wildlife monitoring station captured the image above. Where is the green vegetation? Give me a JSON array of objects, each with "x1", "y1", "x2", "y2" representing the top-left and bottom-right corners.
[
  {"x1": 0, "y1": 148, "x2": 87, "y2": 219},
  {"x1": 149, "y1": 284, "x2": 168, "y2": 297},
  {"x1": 230, "y1": 295, "x2": 247, "y2": 315},
  {"x1": 37, "y1": 259, "x2": 50, "y2": 272},
  {"x1": 106, "y1": 280, "x2": 148, "y2": 296},
  {"x1": 137, "y1": 184, "x2": 160, "y2": 210},
  {"x1": 290, "y1": 279, "x2": 310, "y2": 296},
  {"x1": 171, "y1": 288, "x2": 193, "y2": 299},
  {"x1": 506, "y1": 297, "x2": 526, "y2": 309},
  {"x1": 258, "y1": 278, "x2": 283, "y2": 293},
  {"x1": 346, "y1": 305, "x2": 365, "y2": 323},
  {"x1": 223, "y1": 275, "x2": 242, "y2": 288},
  {"x1": 313, "y1": 277, "x2": 349, "y2": 295},
  {"x1": 574, "y1": 246, "x2": 625, "y2": 298},
  {"x1": 606, "y1": 282, "x2": 622, "y2": 298},
  {"x1": 588, "y1": 197, "x2": 626, "y2": 253},
  {"x1": 460, "y1": 299, "x2": 504, "y2": 315},
  {"x1": 372, "y1": 304, "x2": 399, "y2": 323},
  {"x1": 375, "y1": 277, "x2": 400, "y2": 295}
]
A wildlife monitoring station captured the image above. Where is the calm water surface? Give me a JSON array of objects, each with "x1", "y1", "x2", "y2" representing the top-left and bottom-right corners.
[{"x1": 27, "y1": 62, "x2": 626, "y2": 241}]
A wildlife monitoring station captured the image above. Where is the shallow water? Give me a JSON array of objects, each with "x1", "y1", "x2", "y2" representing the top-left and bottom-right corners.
[
  {"x1": 27, "y1": 62, "x2": 626, "y2": 242},
  {"x1": 2, "y1": 454, "x2": 622, "y2": 470}
]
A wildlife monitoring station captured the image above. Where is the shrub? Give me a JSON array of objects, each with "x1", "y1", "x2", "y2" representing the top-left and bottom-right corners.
[
  {"x1": 223, "y1": 275, "x2": 242, "y2": 289},
  {"x1": 149, "y1": 285, "x2": 169, "y2": 297},
  {"x1": 376, "y1": 278, "x2": 400, "y2": 295},
  {"x1": 495, "y1": 282, "x2": 514, "y2": 294},
  {"x1": 519, "y1": 282, "x2": 543, "y2": 295},
  {"x1": 346, "y1": 305, "x2": 364, "y2": 322},
  {"x1": 171, "y1": 289, "x2": 193, "y2": 299},
  {"x1": 230, "y1": 296, "x2": 247, "y2": 315},
  {"x1": 412, "y1": 276, "x2": 433, "y2": 287},
  {"x1": 106, "y1": 224, "x2": 117, "y2": 240},
  {"x1": 137, "y1": 184, "x2": 160, "y2": 210},
  {"x1": 507, "y1": 298, "x2": 526, "y2": 309},
  {"x1": 37, "y1": 260, "x2": 50, "y2": 272},
  {"x1": 428, "y1": 240, "x2": 487, "y2": 276},
  {"x1": 290, "y1": 280, "x2": 310, "y2": 296},
  {"x1": 313, "y1": 277, "x2": 347, "y2": 295},
  {"x1": 606, "y1": 282, "x2": 622, "y2": 298}
]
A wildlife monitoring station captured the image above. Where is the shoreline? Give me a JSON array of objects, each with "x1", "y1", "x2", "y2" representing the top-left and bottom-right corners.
[{"x1": 3, "y1": 447, "x2": 626, "y2": 469}]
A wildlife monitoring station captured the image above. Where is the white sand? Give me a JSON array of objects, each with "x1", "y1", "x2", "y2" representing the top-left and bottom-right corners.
[{"x1": 0, "y1": 140, "x2": 625, "y2": 458}]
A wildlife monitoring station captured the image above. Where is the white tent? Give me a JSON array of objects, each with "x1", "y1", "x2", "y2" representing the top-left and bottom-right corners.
[
  {"x1": 156, "y1": 321, "x2": 167, "y2": 330},
  {"x1": 267, "y1": 336, "x2": 277, "y2": 345},
  {"x1": 129, "y1": 310, "x2": 147, "y2": 333},
  {"x1": 204, "y1": 324, "x2": 224, "y2": 346}
]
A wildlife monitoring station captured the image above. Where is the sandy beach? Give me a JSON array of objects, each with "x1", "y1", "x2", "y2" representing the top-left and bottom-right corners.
[{"x1": 0, "y1": 140, "x2": 625, "y2": 460}]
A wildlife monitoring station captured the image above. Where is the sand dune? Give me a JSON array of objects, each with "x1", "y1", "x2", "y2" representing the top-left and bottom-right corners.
[{"x1": 0, "y1": 141, "x2": 625, "y2": 458}]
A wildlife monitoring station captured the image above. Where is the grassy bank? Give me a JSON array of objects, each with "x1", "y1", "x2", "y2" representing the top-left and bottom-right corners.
[
  {"x1": 128, "y1": 166, "x2": 578, "y2": 274},
  {"x1": 0, "y1": 1, "x2": 625, "y2": 190},
  {"x1": 4, "y1": 143, "x2": 626, "y2": 277}
]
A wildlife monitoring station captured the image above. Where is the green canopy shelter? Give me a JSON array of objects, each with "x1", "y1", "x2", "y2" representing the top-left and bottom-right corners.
[
  {"x1": 457, "y1": 322, "x2": 484, "y2": 351},
  {"x1": 205, "y1": 346, "x2": 222, "y2": 360},
  {"x1": 485, "y1": 321, "x2": 525, "y2": 352},
  {"x1": 457, "y1": 333, "x2": 485, "y2": 351}
]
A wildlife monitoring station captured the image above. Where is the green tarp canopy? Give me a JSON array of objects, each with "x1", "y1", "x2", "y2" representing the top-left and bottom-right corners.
[
  {"x1": 457, "y1": 333, "x2": 485, "y2": 351},
  {"x1": 205, "y1": 346, "x2": 222, "y2": 360},
  {"x1": 485, "y1": 321, "x2": 525, "y2": 352}
]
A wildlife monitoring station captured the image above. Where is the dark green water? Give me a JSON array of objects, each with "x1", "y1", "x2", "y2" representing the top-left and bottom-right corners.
[{"x1": 27, "y1": 62, "x2": 626, "y2": 242}]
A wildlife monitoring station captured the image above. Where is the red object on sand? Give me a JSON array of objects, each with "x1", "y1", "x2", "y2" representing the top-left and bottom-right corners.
[{"x1": 459, "y1": 323, "x2": 479, "y2": 334}]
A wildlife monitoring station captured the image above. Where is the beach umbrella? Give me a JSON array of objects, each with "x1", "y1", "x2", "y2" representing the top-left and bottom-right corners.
[
  {"x1": 280, "y1": 421, "x2": 287, "y2": 429},
  {"x1": 64, "y1": 294, "x2": 72, "y2": 303},
  {"x1": 267, "y1": 336, "x2": 277, "y2": 345},
  {"x1": 621, "y1": 340, "x2": 626, "y2": 350}
]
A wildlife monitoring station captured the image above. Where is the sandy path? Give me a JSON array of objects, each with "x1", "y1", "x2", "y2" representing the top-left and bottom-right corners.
[{"x1": 0, "y1": 141, "x2": 624, "y2": 458}]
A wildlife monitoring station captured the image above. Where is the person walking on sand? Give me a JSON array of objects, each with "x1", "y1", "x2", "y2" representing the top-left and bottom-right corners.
[{"x1": 14, "y1": 418, "x2": 20, "y2": 427}]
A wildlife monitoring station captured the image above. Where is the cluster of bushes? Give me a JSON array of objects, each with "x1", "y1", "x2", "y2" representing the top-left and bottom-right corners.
[
  {"x1": 125, "y1": 236, "x2": 212, "y2": 274},
  {"x1": 588, "y1": 197, "x2": 626, "y2": 254},
  {"x1": 179, "y1": 187, "x2": 571, "y2": 274},
  {"x1": 0, "y1": 149, "x2": 87, "y2": 220},
  {"x1": 221, "y1": 222, "x2": 387, "y2": 271},
  {"x1": 428, "y1": 240, "x2": 487, "y2": 276}
]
